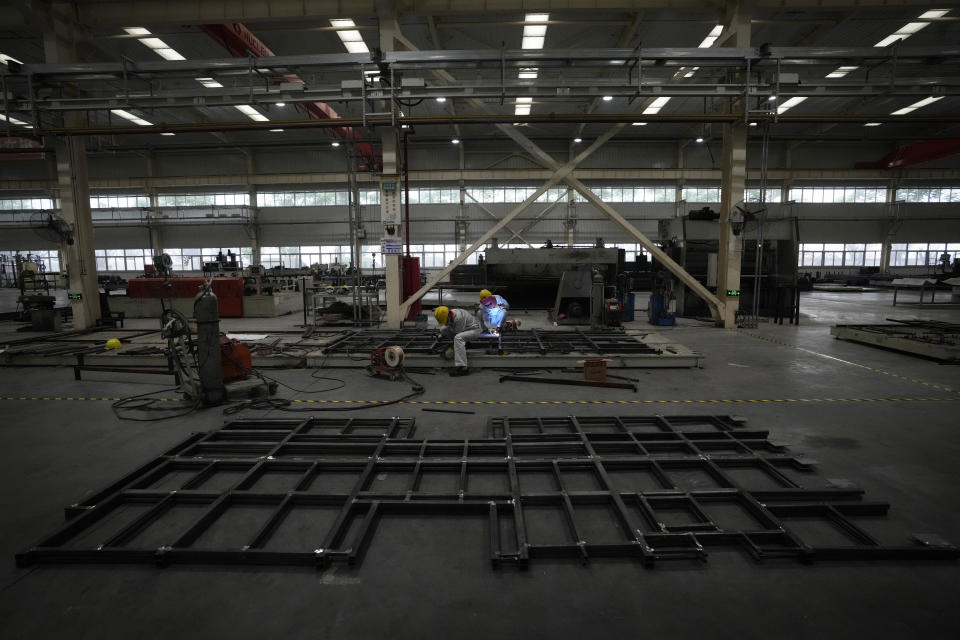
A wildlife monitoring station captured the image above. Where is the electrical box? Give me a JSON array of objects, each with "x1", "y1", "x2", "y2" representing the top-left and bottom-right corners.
[{"x1": 380, "y1": 177, "x2": 401, "y2": 227}]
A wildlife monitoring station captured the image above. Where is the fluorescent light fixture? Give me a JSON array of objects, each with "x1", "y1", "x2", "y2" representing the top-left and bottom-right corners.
[
  {"x1": 515, "y1": 96, "x2": 532, "y2": 117},
  {"x1": 777, "y1": 96, "x2": 807, "y2": 114},
  {"x1": 0, "y1": 52, "x2": 24, "y2": 66},
  {"x1": 898, "y1": 22, "x2": 928, "y2": 34},
  {"x1": 123, "y1": 27, "x2": 151, "y2": 36},
  {"x1": 0, "y1": 112, "x2": 31, "y2": 127},
  {"x1": 269, "y1": 129, "x2": 284, "y2": 132},
  {"x1": 695, "y1": 137, "x2": 705, "y2": 143},
  {"x1": 749, "y1": 122, "x2": 758, "y2": 126},
  {"x1": 602, "y1": 95, "x2": 613, "y2": 101},
  {"x1": 864, "y1": 122, "x2": 882, "y2": 127},
  {"x1": 196, "y1": 77, "x2": 223, "y2": 88},
  {"x1": 331, "y1": 19, "x2": 370, "y2": 53},
  {"x1": 826, "y1": 66, "x2": 858, "y2": 78},
  {"x1": 451, "y1": 138, "x2": 460, "y2": 144},
  {"x1": 768, "y1": 95, "x2": 777, "y2": 102},
  {"x1": 235, "y1": 104, "x2": 269, "y2": 121},
  {"x1": 632, "y1": 122, "x2": 647, "y2": 126},
  {"x1": 331, "y1": 141, "x2": 341, "y2": 147},
  {"x1": 642, "y1": 96, "x2": 671, "y2": 115},
  {"x1": 525, "y1": 14, "x2": 549, "y2": 22},
  {"x1": 111, "y1": 109, "x2": 153, "y2": 126},
  {"x1": 890, "y1": 95, "x2": 943, "y2": 115},
  {"x1": 919, "y1": 10, "x2": 949, "y2": 19},
  {"x1": 138, "y1": 37, "x2": 167, "y2": 49},
  {"x1": 874, "y1": 10, "x2": 949, "y2": 47},
  {"x1": 435, "y1": 97, "x2": 446, "y2": 103},
  {"x1": 522, "y1": 36, "x2": 545, "y2": 49},
  {"x1": 343, "y1": 40, "x2": 369, "y2": 53},
  {"x1": 698, "y1": 25, "x2": 723, "y2": 48},
  {"x1": 573, "y1": 138, "x2": 582, "y2": 143},
  {"x1": 524, "y1": 24, "x2": 547, "y2": 37},
  {"x1": 518, "y1": 68, "x2": 538, "y2": 79},
  {"x1": 125, "y1": 28, "x2": 187, "y2": 61},
  {"x1": 275, "y1": 102, "x2": 285, "y2": 107},
  {"x1": 160, "y1": 132, "x2": 176, "y2": 136}
]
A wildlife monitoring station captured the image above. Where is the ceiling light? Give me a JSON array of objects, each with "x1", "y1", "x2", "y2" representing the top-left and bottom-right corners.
[
  {"x1": 0, "y1": 112, "x2": 31, "y2": 127},
  {"x1": 890, "y1": 95, "x2": 943, "y2": 115},
  {"x1": 330, "y1": 19, "x2": 356, "y2": 28},
  {"x1": 343, "y1": 40, "x2": 369, "y2": 54},
  {"x1": 864, "y1": 122, "x2": 882, "y2": 127},
  {"x1": 523, "y1": 24, "x2": 547, "y2": 38},
  {"x1": 196, "y1": 77, "x2": 223, "y2": 88},
  {"x1": 696, "y1": 137, "x2": 704, "y2": 143},
  {"x1": 777, "y1": 96, "x2": 807, "y2": 114},
  {"x1": 516, "y1": 97, "x2": 532, "y2": 103},
  {"x1": 602, "y1": 96, "x2": 613, "y2": 101},
  {"x1": 826, "y1": 66, "x2": 858, "y2": 79},
  {"x1": 749, "y1": 122, "x2": 758, "y2": 127},
  {"x1": 698, "y1": 25, "x2": 723, "y2": 48},
  {"x1": 518, "y1": 68, "x2": 538, "y2": 79},
  {"x1": 123, "y1": 27, "x2": 151, "y2": 36},
  {"x1": 0, "y1": 52, "x2": 24, "y2": 66},
  {"x1": 269, "y1": 129, "x2": 284, "y2": 132},
  {"x1": 435, "y1": 97, "x2": 446, "y2": 103},
  {"x1": 451, "y1": 138, "x2": 460, "y2": 144},
  {"x1": 642, "y1": 96, "x2": 671, "y2": 115},
  {"x1": 338, "y1": 30, "x2": 364, "y2": 42},
  {"x1": 768, "y1": 95, "x2": 777, "y2": 102},
  {"x1": 525, "y1": 14, "x2": 549, "y2": 22},
  {"x1": 160, "y1": 132, "x2": 176, "y2": 136},
  {"x1": 873, "y1": 10, "x2": 948, "y2": 48},
  {"x1": 632, "y1": 122, "x2": 647, "y2": 126},
  {"x1": 573, "y1": 137, "x2": 582, "y2": 143},
  {"x1": 275, "y1": 102, "x2": 285, "y2": 107},
  {"x1": 111, "y1": 109, "x2": 153, "y2": 126},
  {"x1": 522, "y1": 36, "x2": 545, "y2": 49},
  {"x1": 514, "y1": 105, "x2": 531, "y2": 116},
  {"x1": 235, "y1": 105, "x2": 269, "y2": 122},
  {"x1": 919, "y1": 10, "x2": 949, "y2": 19},
  {"x1": 331, "y1": 142, "x2": 340, "y2": 147},
  {"x1": 897, "y1": 22, "x2": 928, "y2": 34}
]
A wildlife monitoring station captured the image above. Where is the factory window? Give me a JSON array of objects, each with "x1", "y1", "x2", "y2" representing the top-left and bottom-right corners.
[
  {"x1": 94, "y1": 249, "x2": 150, "y2": 272},
  {"x1": 257, "y1": 190, "x2": 379, "y2": 207},
  {"x1": 159, "y1": 247, "x2": 251, "y2": 271},
  {"x1": 787, "y1": 186, "x2": 886, "y2": 204},
  {"x1": 798, "y1": 243, "x2": 882, "y2": 268},
  {"x1": 889, "y1": 243, "x2": 960, "y2": 268},
  {"x1": 609, "y1": 243, "x2": 652, "y2": 261},
  {"x1": 895, "y1": 187, "x2": 960, "y2": 203},
  {"x1": 0, "y1": 249, "x2": 60, "y2": 272},
  {"x1": 744, "y1": 188, "x2": 782, "y2": 203},
  {"x1": 90, "y1": 195, "x2": 151, "y2": 209},
  {"x1": 157, "y1": 193, "x2": 249, "y2": 207},
  {"x1": 0, "y1": 197, "x2": 56, "y2": 210},
  {"x1": 681, "y1": 187, "x2": 721, "y2": 202}
]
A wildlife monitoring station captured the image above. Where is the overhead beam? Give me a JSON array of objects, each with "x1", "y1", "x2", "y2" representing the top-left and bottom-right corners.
[{"x1": 72, "y1": 1, "x2": 946, "y2": 26}]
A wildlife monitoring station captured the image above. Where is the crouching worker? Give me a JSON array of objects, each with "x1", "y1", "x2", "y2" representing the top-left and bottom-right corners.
[{"x1": 434, "y1": 305, "x2": 481, "y2": 377}]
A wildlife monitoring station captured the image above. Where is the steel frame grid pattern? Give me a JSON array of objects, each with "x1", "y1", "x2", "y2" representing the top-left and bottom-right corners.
[
  {"x1": 320, "y1": 328, "x2": 662, "y2": 356},
  {"x1": 16, "y1": 415, "x2": 958, "y2": 570}
]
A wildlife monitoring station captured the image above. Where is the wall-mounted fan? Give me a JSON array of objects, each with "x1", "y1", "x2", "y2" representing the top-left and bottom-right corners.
[{"x1": 29, "y1": 212, "x2": 74, "y2": 245}]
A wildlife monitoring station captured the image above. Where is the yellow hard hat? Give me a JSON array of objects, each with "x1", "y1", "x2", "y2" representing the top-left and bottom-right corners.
[
  {"x1": 434, "y1": 306, "x2": 450, "y2": 326},
  {"x1": 479, "y1": 289, "x2": 492, "y2": 298},
  {"x1": 105, "y1": 338, "x2": 122, "y2": 350}
]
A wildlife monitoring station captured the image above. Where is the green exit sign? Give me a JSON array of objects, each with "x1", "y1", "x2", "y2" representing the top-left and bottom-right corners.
[
  {"x1": 726, "y1": 290, "x2": 741, "y2": 296},
  {"x1": 68, "y1": 293, "x2": 82, "y2": 301}
]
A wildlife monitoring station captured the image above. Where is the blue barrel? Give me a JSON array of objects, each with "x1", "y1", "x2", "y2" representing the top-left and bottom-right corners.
[{"x1": 621, "y1": 292, "x2": 635, "y2": 322}]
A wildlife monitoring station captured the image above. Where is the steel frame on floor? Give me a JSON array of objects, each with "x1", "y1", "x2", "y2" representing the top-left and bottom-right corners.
[{"x1": 17, "y1": 415, "x2": 957, "y2": 570}]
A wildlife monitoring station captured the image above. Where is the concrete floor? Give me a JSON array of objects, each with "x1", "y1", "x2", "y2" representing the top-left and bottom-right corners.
[{"x1": 0, "y1": 290, "x2": 958, "y2": 639}]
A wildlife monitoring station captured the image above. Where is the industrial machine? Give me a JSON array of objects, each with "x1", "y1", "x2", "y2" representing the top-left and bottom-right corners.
[
  {"x1": 161, "y1": 283, "x2": 274, "y2": 405},
  {"x1": 367, "y1": 345, "x2": 405, "y2": 381},
  {"x1": 648, "y1": 273, "x2": 676, "y2": 326}
]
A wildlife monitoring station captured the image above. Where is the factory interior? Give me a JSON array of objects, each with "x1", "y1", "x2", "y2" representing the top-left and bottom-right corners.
[{"x1": 1, "y1": 1, "x2": 959, "y2": 638}]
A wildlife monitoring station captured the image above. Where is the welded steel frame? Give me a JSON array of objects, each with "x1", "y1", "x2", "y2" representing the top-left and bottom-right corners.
[
  {"x1": 17, "y1": 415, "x2": 957, "y2": 570},
  {"x1": 320, "y1": 328, "x2": 662, "y2": 356}
]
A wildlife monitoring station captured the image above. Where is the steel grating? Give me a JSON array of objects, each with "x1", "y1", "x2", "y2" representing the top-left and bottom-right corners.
[
  {"x1": 16, "y1": 415, "x2": 957, "y2": 570},
  {"x1": 320, "y1": 328, "x2": 662, "y2": 356}
]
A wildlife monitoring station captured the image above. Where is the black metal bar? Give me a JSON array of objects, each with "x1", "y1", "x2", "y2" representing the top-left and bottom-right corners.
[{"x1": 498, "y1": 375, "x2": 637, "y2": 391}]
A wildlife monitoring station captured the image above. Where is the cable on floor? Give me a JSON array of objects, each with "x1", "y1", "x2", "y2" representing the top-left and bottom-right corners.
[{"x1": 111, "y1": 386, "x2": 201, "y2": 422}]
